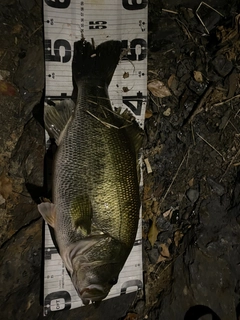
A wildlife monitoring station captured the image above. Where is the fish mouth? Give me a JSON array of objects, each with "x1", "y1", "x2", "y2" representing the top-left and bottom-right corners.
[{"x1": 79, "y1": 284, "x2": 108, "y2": 304}]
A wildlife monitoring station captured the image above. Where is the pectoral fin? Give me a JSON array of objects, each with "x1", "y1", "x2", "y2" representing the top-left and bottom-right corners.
[
  {"x1": 44, "y1": 99, "x2": 75, "y2": 145},
  {"x1": 71, "y1": 195, "x2": 93, "y2": 236},
  {"x1": 38, "y1": 202, "x2": 56, "y2": 228}
]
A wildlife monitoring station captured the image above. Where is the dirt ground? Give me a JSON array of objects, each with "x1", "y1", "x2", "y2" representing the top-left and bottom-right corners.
[{"x1": 1, "y1": 0, "x2": 240, "y2": 319}]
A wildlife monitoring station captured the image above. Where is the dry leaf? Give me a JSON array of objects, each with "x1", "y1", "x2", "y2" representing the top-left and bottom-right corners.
[
  {"x1": 123, "y1": 72, "x2": 129, "y2": 79},
  {"x1": 0, "y1": 70, "x2": 10, "y2": 81},
  {"x1": 188, "y1": 178, "x2": 194, "y2": 187},
  {"x1": 157, "y1": 255, "x2": 167, "y2": 263},
  {"x1": 167, "y1": 74, "x2": 176, "y2": 88},
  {"x1": 159, "y1": 243, "x2": 171, "y2": 257},
  {"x1": 194, "y1": 71, "x2": 203, "y2": 82},
  {"x1": 168, "y1": 74, "x2": 178, "y2": 91},
  {"x1": 122, "y1": 86, "x2": 130, "y2": 92},
  {"x1": 174, "y1": 230, "x2": 184, "y2": 247},
  {"x1": 124, "y1": 313, "x2": 138, "y2": 320},
  {"x1": 0, "y1": 194, "x2": 5, "y2": 205},
  {"x1": 227, "y1": 72, "x2": 239, "y2": 99},
  {"x1": 0, "y1": 173, "x2": 13, "y2": 200},
  {"x1": 145, "y1": 109, "x2": 153, "y2": 119},
  {"x1": 147, "y1": 80, "x2": 171, "y2": 98},
  {"x1": 157, "y1": 242, "x2": 171, "y2": 263},
  {"x1": 163, "y1": 107, "x2": 171, "y2": 116},
  {"x1": 0, "y1": 80, "x2": 17, "y2": 96},
  {"x1": 152, "y1": 200, "x2": 159, "y2": 215},
  {"x1": 163, "y1": 208, "x2": 173, "y2": 219},
  {"x1": 148, "y1": 216, "x2": 158, "y2": 246},
  {"x1": 11, "y1": 24, "x2": 23, "y2": 34}
]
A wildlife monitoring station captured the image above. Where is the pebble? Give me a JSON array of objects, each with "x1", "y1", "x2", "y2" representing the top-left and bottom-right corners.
[{"x1": 186, "y1": 188, "x2": 199, "y2": 204}]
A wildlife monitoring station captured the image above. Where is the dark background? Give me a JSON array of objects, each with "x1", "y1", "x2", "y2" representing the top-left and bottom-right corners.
[{"x1": 1, "y1": 0, "x2": 240, "y2": 319}]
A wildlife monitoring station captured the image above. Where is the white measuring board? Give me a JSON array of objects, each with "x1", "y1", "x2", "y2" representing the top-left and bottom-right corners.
[{"x1": 43, "y1": 0, "x2": 148, "y2": 315}]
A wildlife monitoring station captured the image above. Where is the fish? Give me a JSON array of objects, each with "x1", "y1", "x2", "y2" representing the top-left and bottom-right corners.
[{"x1": 38, "y1": 39, "x2": 144, "y2": 305}]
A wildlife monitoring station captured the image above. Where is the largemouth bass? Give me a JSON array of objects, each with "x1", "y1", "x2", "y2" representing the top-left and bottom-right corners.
[{"x1": 38, "y1": 39, "x2": 143, "y2": 305}]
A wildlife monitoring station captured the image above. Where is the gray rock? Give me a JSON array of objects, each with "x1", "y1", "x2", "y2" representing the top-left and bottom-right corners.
[
  {"x1": 211, "y1": 55, "x2": 233, "y2": 77},
  {"x1": 186, "y1": 188, "x2": 199, "y2": 204},
  {"x1": 207, "y1": 178, "x2": 225, "y2": 196}
]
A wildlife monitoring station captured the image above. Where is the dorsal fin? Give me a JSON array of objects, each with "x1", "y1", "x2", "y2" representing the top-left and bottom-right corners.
[{"x1": 120, "y1": 109, "x2": 144, "y2": 157}]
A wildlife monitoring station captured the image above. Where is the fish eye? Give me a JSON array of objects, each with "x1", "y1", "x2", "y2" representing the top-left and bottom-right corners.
[{"x1": 108, "y1": 277, "x2": 118, "y2": 285}]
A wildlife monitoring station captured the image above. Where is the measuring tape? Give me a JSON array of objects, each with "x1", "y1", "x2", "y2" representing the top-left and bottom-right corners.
[{"x1": 43, "y1": 0, "x2": 148, "y2": 315}]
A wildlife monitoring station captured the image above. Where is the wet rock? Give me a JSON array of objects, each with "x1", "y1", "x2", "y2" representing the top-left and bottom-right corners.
[
  {"x1": 147, "y1": 245, "x2": 160, "y2": 264},
  {"x1": 142, "y1": 219, "x2": 150, "y2": 235},
  {"x1": 0, "y1": 219, "x2": 42, "y2": 320},
  {"x1": 186, "y1": 188, "x2": 199, "y2": 204},
  {"x1": 236, "y1": 214, "x2": 240, "y2": 225},
  {"x1": 188, "y1": 79, "x2": 208, "y2": 95},
  {"x1": 207, "y1": 178, "x2": 225, "y2": 196},
  {"x1": 14, "y1": 45, "x2": 44, "y2": 96},
  {"x1": 211, "y1": 55, "x2": 233, "y2": 77},
  {"x1": 177, "y1": 59, "x2": 194, "y2": 78},
  {"x1": 156, "y1": 214, "x2": 172, "y2": 230},
  {"x1": 20, "y1": 0, "x2": 35, "y2": 11}
]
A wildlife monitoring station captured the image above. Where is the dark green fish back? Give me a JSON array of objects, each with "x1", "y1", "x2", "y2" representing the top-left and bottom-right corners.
[{"x1": 54, "y1": 83, "x2": 141, "y2": 249}]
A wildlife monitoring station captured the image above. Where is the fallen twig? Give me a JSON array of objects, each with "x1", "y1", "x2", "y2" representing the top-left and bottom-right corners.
[
  {"x1": 175, "y1": 18, "x2": 195, "y2": 42},
  {"x1": 212, "y1": 94, "x2": 240, "y2": 107},
  {"x1": 220, "y1": 149, "x2": 240, "y2": 182},
  {"x1": 187, "y1": 85, "x2": 214, "y2": 124},
  {"x1": 160, "y1": 151, "x2": 188, "y2": 205},
  {"x1": 196, "y1": 2, "x2": 224, "y2": 35},
  {"x1": 144, "y1": 158, "x2": 153, "y2": 174},
  {"x1": 196, "y1": 133, "x2": 225, "y2": 161},
  {"x1": 162, "y1": 8, "x2": 178, "y2": 15}
]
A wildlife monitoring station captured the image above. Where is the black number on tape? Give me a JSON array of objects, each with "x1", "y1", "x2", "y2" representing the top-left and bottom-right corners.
[
  {"x1": 46, "y1": 19, "x2": 54, "y2": 25},
  {"x1": 123, "y1": 91, "x2": 146, "y2": 116},
  {"x1": 46, "y1": 94, "x2": 70, "y2": 101},
  {"x1": 120, "y1": 280, "x2": 143, "y2": 294},
  {"x1": 44, "y1": 291, "x2": 71, "y2": 315},
  {"x1": 89, "y1": 21, "x2": 107, "y2": 29},
  {"x1": 122, "y1": 0, "x2": 147, "y2": 10},
  {"x1": 45, "y1": 39, "x2": 71, "y2": 63},
  {"x1": 45, "y1": 247, "x2": 58, "y2": 260},
  {"x1": 45, "y1": 0, "x2": 70, "y2": 8},
  {"x1": 122, "y1": 39, "x2": 147, "y2": 61}
]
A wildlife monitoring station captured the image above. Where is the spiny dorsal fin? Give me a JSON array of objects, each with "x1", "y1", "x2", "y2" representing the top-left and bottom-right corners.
[
  {"x1": 125, "y1": 120, "x2": 144, "y2": 157},
  {"x1": 116, "y1": 108, "x2": 144, "y2": 182},
  {"x1": 44, "y1": 99, "x2": 75, "y2": 145},
  {"x1": 118, "y1": 108, "x2": 144, "y2": 157}
]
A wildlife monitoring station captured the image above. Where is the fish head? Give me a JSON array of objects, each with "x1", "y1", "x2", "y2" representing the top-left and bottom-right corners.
[
  {"x1": 71, "y1": 262, "x2": 120, "y2": 305},
  {"x1": 68, "y1": 236, "x2": 128, "y2": 305}
]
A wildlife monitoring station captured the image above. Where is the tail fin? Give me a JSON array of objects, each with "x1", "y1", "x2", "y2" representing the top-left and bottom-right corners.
[{"x1": 72, "y1": 39, "x2": 122, "y2": 86}]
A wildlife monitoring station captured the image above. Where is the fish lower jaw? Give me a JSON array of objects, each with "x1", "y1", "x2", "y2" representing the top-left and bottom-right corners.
[{"x1": 80, "y1": 284, "x2": 108, "y2": 304}]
